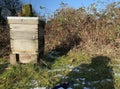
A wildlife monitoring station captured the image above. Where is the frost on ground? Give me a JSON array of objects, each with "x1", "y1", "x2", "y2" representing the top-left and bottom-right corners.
[
  {"x1": 46, "y1": 51, "x2": 60, "y2": 59},
  {"x1": 31, "y1": 55, "x2": 114, "y2": 89},
  {"x1": 33, "y1": 87, "x2": 47, "y2": 89}
]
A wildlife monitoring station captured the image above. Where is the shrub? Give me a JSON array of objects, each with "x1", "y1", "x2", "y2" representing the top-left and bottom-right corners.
[{"x1": 45, "y1": 2, "x2": 120, "y2": 56}]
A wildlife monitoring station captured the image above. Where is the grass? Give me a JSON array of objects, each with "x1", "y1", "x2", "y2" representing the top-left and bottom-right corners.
[
  {"x1": 0, "y1": 51, "x2": 120, "y2": 89},
  {"x1": 0, "y1": 1, "x2": 120, "y2": 89}
]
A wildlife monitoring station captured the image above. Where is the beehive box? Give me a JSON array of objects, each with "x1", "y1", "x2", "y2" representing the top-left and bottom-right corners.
[{"x1": 8, "y1": 17, "x2": 45, "y2": 64}]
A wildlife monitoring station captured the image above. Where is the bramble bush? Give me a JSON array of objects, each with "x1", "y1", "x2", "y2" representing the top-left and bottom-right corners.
[{"x1": 45, "y1": 2, "x2": 120, "y2": 56}]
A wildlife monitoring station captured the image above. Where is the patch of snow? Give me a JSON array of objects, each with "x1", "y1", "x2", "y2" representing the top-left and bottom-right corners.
[
  {"x1": 31, "y1": 80, "x2": 39, "y2": 85},
  {"x1": 76, "y1": 78, "x2": 86, "y2": 82},
  {"x1": 73, "y1": 84, "x2": 79, "y2": 86},
  {"x1": 54, "y1": 74, "x2": 64, "y2": 77},
  {"x1": 83, "y1": 87, "x2": 90, "y2": 89},
  {"x1": 29, "y1": 80, "x2": 40, "y2": 88},
  {"x1": 76, "y1": 78, "x2": 86, "y2": 85},
  {"x1": 54, "y1": 74, "x2": 69, "y2": 79},
  {"x1": 82, "y1": 81, "x2": 85, "y2": 85},
  {"x1": 69, "y1": 69, "x2": 73, "y2": 71},
  {"x1": 106, "y1": 79, "x2": 112, "y2": 82},
  {"x1": 62, "y1": 76, "x2": 69, "y2": 79},
  {"x1": 79, "y1": 78, "x2": 85, "y2": 81},
  {"x1": 92, "y1": 81, "x2": 99, "y2": 84},
  {"x1": 87, "y1": 82, "x2": 92, "y2": 85},
  {"x1": 46, "y1": 50, "x2": 61, "y2": 59},
  {"x1": 33, "y1": 87, "x2": 46, "y2": 89},
  {"x1": 88, "y1": 68, "x2": 95, "y2": 72},
  {"x1": 114, "y1": 73, "x2": 120, "y2": 77},
  {"x1": 66, "y1": 65, "x2": 74, "y2": 69},
  {"x1": 67, "y1": 87, "x2": 73, "y2": 89},
  {"x1": 76, "y1": 78, "x2": 79, "y2": 82},
  {"x1": 47, "y1": 54, "x2": 58, "y2": 59},
  {"x1": 101, "y1": 79, "x2": 112, "y2": 82},
  {"x1": 58, "y1": 87, "x2": 64, "y2": 89},
  {"x1": 73, "y1": 68, "x2": 80, "y2": 72},
  {"x1": 51, "y1": 51, "x2": 59, "y2": 54}
]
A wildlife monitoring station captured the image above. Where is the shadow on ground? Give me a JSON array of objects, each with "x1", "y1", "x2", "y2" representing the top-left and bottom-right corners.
[
  {"x1": 52, "y1": 56, "x2": 114, "y2": 89},
  {"x1": 0, "y1": 62, "x2": 9, "y2": 74},
  {"x1": 44, "y1": 33, "x2": 81, "y2": 63},
  {"x1": 43, "y1": 33, "x2": 81, "y2": 68}
]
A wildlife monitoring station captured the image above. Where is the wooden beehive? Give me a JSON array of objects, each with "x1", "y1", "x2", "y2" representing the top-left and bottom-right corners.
[{"x1": 7, "y1": 17, "x2": 45, "y2": 64}]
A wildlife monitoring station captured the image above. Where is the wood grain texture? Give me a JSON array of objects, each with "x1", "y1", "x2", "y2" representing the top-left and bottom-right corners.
[
  {"x1": 10, "y1": 31, "x2": 38, "y2": 39},
  {"x1": 10, "y1": 24, "x2": 38, "y2": 31},
  {"x1": 11, "y1": 39, "x2": 38, "y2": 54},
  {"x1": 19, "y1": 53, "x2": 37, "y2": 63},
  {"x1": 7, "y1": 17, "x2": 40, "y2": 24}
]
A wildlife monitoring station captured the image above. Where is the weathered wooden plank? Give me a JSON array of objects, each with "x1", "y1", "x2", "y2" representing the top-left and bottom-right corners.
[
  {"x1": 10, "y1": 31, "x2": 38, "y2": 39},
  {"x1": 10, "y1": 24, "x2": 38, "y2": 31},
  {"x1": 11, "y1": 39, "x2": 38, "y2": 54},
  {"x1": 19, "y1": 53, "x2": 37, "y2": 63},
  {"x1": 7, "y1": 17, "x2": 40, "y2": 24},
  {"x1": 10, "y1": 24, "x2": 44, "y2": 37}
]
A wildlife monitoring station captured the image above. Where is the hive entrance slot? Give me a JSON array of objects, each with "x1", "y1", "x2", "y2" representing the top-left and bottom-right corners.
[{"x1": 16, "y1": 54, "x2": 19, "y2": 63}]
